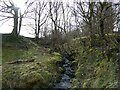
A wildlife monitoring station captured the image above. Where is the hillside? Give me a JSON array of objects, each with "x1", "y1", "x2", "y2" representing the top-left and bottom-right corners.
[
  {"x1": 0, "y1": 0, "x2": 120, "y2": 89},
  {"x1": 2, "y1": 35, "x2": 62, "y2": 89},
  {"x1": 2, "y1": 34, "x2": 120, "y2": 89},
  {"x1": 62, "y1": 36, "x2": 119, "y2": 88}
]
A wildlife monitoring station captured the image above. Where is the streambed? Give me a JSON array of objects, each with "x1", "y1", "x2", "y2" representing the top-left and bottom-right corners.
[{"x1": 53, "y1": 57, "x2": 75, "y2": 89}]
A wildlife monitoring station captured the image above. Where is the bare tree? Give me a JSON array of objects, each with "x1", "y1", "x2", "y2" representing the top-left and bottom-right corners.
[
  {"x1": 48, "y1": 1, "x2": 63, "y2": 50},
  {"x1": 32, "y1": 1, "x2": 48, "y2": 41},
  {"x1": 18, "y1": 0, "x2": 35, "y2": 34},
  {"x1": 73, "y1": 1, "x2": 96, "y2": 46},
  {"x1": 0, "y1": 0, "x2": 34, "y2": 36},
  {"x1": 0, "y1": 0, "x2": 19, "y2": 36},
  {"x1": 97, "y1": 2, "x2": 113, "y2": 40},
  {"x1": 114, "y1": 2, "x2": 120, "y2": 33}
]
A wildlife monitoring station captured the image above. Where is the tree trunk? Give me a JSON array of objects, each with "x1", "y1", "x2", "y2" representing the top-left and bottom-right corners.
[
  {"x1": 100, "y1": 18, "x2": 105, "y2": 40},
  {"x1": 89, "y1": 2, "x2": 94, "y2": 47},
  {"x1": 35, "y1": 34, "x2": 39, "y2": 41},
  {"x1": 12, "y1": 8, "x2": 18, "y2": 36},
  {"x1": 18, "y1": 14, "x2": 23, "y2": 35}
]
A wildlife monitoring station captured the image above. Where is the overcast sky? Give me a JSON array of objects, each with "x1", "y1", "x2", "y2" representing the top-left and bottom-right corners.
[
  {"x1": 0, "y1": 0, "x2": 75, "y2": 37},
  {"x1": 0, "y1": 0, "x2": 119, "y2": 38}
]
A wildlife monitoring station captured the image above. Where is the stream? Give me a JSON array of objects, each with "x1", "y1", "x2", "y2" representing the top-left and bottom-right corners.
[{"x1": 53, "y1": 57, "x2": 75, "y2": 89}]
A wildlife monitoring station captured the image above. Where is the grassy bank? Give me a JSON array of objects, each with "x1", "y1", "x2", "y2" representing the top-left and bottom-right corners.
[
  {"x1": 2, "y1": 35, "x2": 62, "y2": 89},
  {"x1": 72, "y1": 47, "x2": 117, "y2": 88},
  {"x1": 63, "y1": 37, "x2": 118, "y2": 88}
]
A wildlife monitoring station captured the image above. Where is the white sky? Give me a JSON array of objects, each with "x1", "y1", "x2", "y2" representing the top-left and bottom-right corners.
[
  {"x1": 0, "y1": 0, "x2": 75, "y2": 38},
  {"x1": 0, "y1": 0, "x2": 119, "y2": 38}
]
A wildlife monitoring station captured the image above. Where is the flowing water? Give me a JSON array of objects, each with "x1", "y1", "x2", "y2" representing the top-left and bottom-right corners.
[{"x1": 53, "y1": 57, "x2": 75, "y2": 89}]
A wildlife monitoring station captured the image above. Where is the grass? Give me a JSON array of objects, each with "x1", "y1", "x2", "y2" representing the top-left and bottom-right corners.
[
  {"x1": 65, "y1": 37, "x2": 118, "y2": 88},
  {"x1": 2, "y1": 47, "x2": 25, "y2": 63},
  {"x1": 3, "y1": 53, "x2": 61, "y2": 88},
  {"x1": 2, "y1": 35, "x2": 62, "y2": 89},
  {"x1": 0, "y1": 35, "x2": 2, "y2": 65},
  {"x1": 2, "y1": 34, "x2": 119, "y2": 89}
]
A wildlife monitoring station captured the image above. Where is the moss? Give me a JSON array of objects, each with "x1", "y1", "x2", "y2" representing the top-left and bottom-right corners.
[
  {"x1": 2, "y1": 47, "x2": 25, "y2": 63},
  {"x1": 71, "y1": 79, "x2": 80, "y2": 89},
  {"x1": 73, "y1": 49, "x2": 117, "y2": 88},
  {"x1": 69, "y1": 38, "x2": 118, "y2": 88},
  {"x1": 2, "y1": 38, "x2": 62, "y2": 89},
  {"x1": 3, "y1": 52, "x2": 61, "y2": 88},
  {"x1": 21, "y1": 71, "x2": 43, "y2": 85}
]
